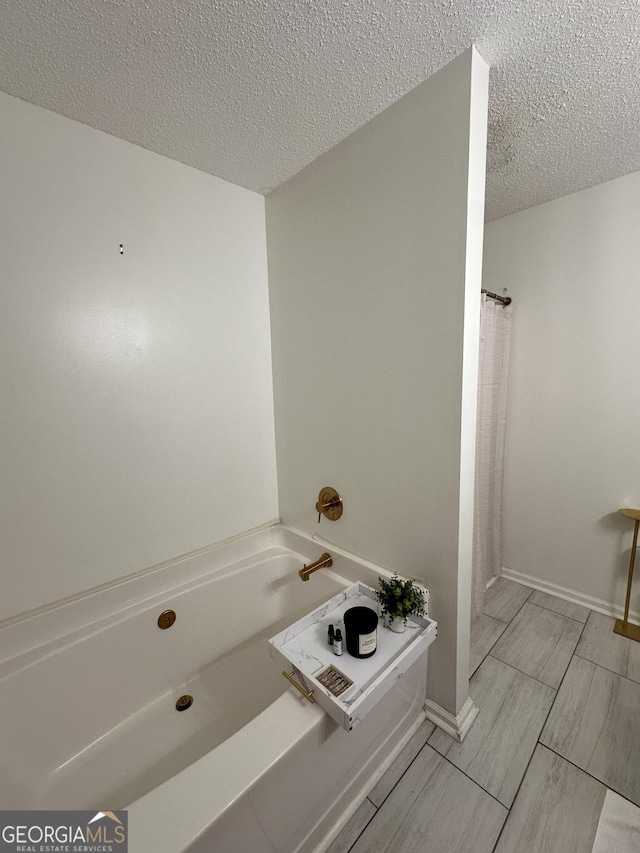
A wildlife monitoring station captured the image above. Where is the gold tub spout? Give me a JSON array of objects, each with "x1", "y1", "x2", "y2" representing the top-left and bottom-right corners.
[{"x1": 299, "y1": 552, "x2": 333, "y2": 581}]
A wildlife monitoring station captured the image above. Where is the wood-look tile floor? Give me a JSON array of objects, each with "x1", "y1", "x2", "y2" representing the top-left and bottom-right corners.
[{"x1": 328, "y1": 580, "x2": 640, "y2": 853}]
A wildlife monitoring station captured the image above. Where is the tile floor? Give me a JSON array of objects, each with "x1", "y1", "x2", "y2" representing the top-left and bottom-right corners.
[{"x1": 328, "y1": 579, "x2": 640, "y2": 853}]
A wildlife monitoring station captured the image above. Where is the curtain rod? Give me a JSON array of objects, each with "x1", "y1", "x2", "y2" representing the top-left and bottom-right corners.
[{"x1": 481, "y1": 289, "x2": 512, "y2": 306}]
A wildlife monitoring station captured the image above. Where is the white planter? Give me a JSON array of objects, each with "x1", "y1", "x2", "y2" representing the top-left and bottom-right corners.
[{"x1": 386, "y1": 616, "x2": 406, "y2": 633}]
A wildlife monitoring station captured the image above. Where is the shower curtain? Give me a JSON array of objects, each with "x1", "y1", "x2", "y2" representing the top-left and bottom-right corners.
[{"x1": 472, "y1": 293, "x2": 512, "y2": 621}]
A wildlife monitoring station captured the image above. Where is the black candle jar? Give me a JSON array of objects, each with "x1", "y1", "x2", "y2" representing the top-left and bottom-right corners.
[{"x1": 344, "y1": 606, "x2": 378, "y2": 658}]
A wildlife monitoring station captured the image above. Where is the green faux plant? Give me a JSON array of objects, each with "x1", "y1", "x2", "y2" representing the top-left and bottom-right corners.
[{"x1": 375, "y1": 574, "x2": 426, "y2": 626}]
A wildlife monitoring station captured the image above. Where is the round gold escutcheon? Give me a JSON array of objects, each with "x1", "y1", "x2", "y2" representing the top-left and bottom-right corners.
[
  {"x1": 315, "y1": 486, "x2": 343, "y2": 522},
  {"x1": 157, "y1": 609, "x2": 176, "y2": 629},
  {"x1": 176, "y1": 694, "x2": 193, "y2": 711}
]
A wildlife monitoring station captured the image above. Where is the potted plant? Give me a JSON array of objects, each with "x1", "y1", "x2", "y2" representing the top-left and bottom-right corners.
[{"x1": 375, "y1": 574, "x2": 426, "y2": 632}]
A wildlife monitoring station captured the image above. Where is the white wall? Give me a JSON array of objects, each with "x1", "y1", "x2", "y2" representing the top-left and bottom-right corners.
[
  {"x1": 0, "y1": 92, "x2": 279, "y2": 622},
  {"x1": 484, "y1": 171, "x2": 640, "y2": 611},
  {"x1": 267, "y1": 49, "x2": 489, "y2": 716}
]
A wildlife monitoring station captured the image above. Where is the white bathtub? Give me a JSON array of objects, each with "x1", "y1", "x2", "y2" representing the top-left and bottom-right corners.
[{"x1": 0, "y1": 525, "x2": 429, "y2": 852}]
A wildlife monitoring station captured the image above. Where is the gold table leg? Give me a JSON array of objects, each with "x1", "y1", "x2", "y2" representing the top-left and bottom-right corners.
[{"x1": 614, "y1": 516, "x2": 640, "y2": 642}]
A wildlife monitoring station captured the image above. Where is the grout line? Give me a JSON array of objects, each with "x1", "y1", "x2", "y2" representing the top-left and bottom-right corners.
[
  {"x1": 572, "y1": 651, "x2": 640, "y2": 687},
  {"x1": 489, "y1": 614, "x2": 590, "y2": 853},
  {"x1": 475, "y1": 590, "x2": 532, "y2": 675},
  {"x1": 340, "y1": 799, "x2": 379, "y2": 853},
  {"x1": 524, "y1": 598, "x2": 589, "y2": 624},
  {"x1": 439, "y1": 657, "x2": 557, "y2": 820},
  {"x1": 484, "y1": 615, "x2": 516, "y2": 626},
  {"x1": 489, "y1": 803, "x2": 512, "y2": 853},
  {"x1": 485, "y1": 601, "x2": 586, "y2": 689},
  {"x1": 485, "y1": 654, "x2": 558, "y2": 692},
  {"x1": 333, "y1": 725, "x2": 434, "y2": 851},
  {"x1": 537, "y1": 743, "x2": 640, "y2": 812},
  {"x1": 367, "y1": 728, "x2": 433, "y2": 809},
  {"x1": 342, "y1": 731, "x2": 435, "y2": 850},
  {"x1": 469, "y1": 623, "x2": 509, "y2": 678},
  {"x1": 538, "y1": 608, "x2": 640, "y2": 805},
  {"x1": 488, "y1": 641, "x2": 577, "y2": 691},
  {"x1": 535, "y1": 617, "x2": 588, "y2": 736},
  {"x1": 484, "y1": 583, "x2": 533, "y2": 625},
  {"x1": 433, "y1": 747, "x2": 511, "y2": 810}
]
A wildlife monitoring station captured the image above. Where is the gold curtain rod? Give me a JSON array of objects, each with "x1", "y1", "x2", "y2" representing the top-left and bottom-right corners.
[{"x1": 481, "y1": 289, "x2": 512, "y2": 306}]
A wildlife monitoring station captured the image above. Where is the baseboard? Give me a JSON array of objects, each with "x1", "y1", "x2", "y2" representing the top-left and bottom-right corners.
[
  {"x1": 501, "y1": 566, "x2": 640, "y2": 626},
  {"x1": 425, "y1": 696, "x2": 479, "y2": 742}
]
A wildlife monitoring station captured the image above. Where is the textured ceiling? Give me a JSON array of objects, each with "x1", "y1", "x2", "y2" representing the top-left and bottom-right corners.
[{"x1": 1, "y1": 1, "x2": 639, "y2": 220}]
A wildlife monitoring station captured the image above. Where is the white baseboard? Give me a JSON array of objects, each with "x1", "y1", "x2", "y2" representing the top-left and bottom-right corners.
[
  {"x1": 500, "y1": 566, "x2": 640, "y2": 626},
  {"x1": 425, "y1": 696, "x2": 479, "y2": 742}
]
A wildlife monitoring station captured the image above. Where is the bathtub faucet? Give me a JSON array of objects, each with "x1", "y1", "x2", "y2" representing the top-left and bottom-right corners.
[{"x1": 299, "y1": 552, "x2": 333, "y2": 581}]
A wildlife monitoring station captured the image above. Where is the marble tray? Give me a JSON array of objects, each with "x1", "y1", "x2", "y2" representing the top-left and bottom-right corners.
[{"x1": 268, "y1": 582, "x2": 437, "y2": 731}]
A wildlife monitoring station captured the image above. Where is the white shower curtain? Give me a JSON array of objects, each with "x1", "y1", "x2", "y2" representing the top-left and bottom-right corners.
[{"x1": 472, "y1": 293, "x2": 512, "y2": 621}]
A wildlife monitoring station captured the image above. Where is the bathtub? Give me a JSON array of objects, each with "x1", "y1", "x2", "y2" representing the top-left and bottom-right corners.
[{"x1": 0, "y1": 524, "x2": 430, "y2": 852}]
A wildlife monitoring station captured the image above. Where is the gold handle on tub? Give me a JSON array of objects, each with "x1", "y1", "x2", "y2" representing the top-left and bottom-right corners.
[{"x1": 282, "y1": 670, "x2": 315, "y2": 703}]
